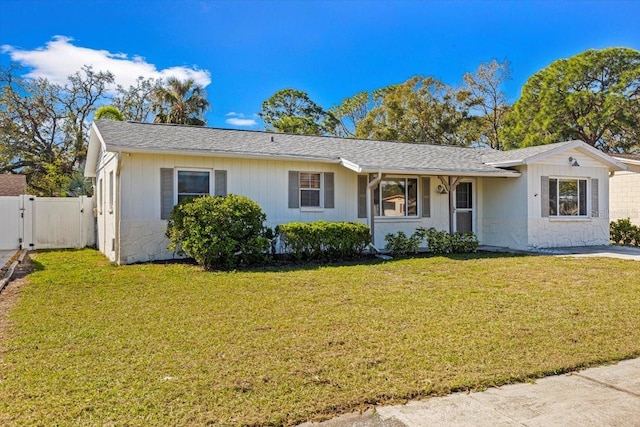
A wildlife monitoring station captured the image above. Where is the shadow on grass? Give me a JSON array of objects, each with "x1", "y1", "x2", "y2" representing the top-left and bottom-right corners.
[{"x1": 149, "y1": 250, "x2": 538, "y2": 273}]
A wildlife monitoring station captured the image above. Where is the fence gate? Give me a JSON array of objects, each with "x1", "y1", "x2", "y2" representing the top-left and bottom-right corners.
[{"x1": 0, "y1": 195, "x2": 94, "y2": 250}]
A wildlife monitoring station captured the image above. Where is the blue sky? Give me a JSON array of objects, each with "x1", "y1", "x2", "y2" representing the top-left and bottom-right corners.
[{"x1": 1, "y1": 0, "x2": 639, "y2": 129}]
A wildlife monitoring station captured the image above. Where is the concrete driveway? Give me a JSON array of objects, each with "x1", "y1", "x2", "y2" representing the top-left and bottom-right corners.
[
  {"x1": 0, "y1": 249, "x2": 19, "y2": 272},
  {"x1": 301, "y1": 358, "x2": 640, "y2": 427},
  {"x1": 552, "y1": 245, "x2": 640, "y2": 261}
]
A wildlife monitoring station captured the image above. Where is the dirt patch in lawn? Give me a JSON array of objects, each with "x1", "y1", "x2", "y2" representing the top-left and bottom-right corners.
[{"x1": 0, "y1": 255, "x2": 34, "y2": 346}]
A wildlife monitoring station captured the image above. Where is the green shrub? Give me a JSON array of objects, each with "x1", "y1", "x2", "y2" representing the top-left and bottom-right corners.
[
  {"x1": 385, "y1": 227, "x2": 479, "y2": 257},
  {"x1": 277, "y1": 221, "x2": 371, "y2": 261},
  {"x1": 421, "y1": 228, "x2": 450, "y2": 254},
  {"x1": 449, "y1": 231, "x2": 479, "y2": 253},
  {"x1": 610, "y1": 218, "x2": 640, "y2": 246},
  {"x1": 166, "y1": 195, "x2": 270, "y2": 270},
  {"x1": 384, "y1": 230, "x2": 423, "y2": 256}
]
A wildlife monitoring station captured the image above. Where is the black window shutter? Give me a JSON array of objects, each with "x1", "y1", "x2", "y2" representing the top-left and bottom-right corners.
[
  {"x1": 324, "y1": 172, "x2": 335, "y2": 209},
  {"x1": 214, "y1": 170, "x2": 227, "y2": 197},
  {"x1": 288, "y1": 171, "x2": 300, "y2": 208},
  {"x1": 591, "y1": 178, "x2": 599, "y2": 217},
  {"x1": 541, "y1": 176, "x2": 549, "y2": 218},
  {"x1": 160, "y1": 168, "x2": 174, "y2": 220},
  {"x1": 357, "y1": 175, "x2": 367, "y2": 218},
  {"x1": 422, "y1": 177, "x2": 431, "y2": 218}
]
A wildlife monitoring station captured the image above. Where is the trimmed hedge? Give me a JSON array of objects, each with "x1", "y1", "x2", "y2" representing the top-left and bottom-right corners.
[{"x1": 277, "y1": 221, "x2": 371, "y2": 261}]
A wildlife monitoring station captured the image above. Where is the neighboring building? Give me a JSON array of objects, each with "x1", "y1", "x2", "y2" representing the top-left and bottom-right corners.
[
  {"x1": 609, "y1": 153, "x2": 640, "y2": 225},
  {"x1": 85, "y1": 120, "x2": 626, "y2": 265},
  {"x1": 0, "y1": 174, "x2": 27, "y2": 196}
]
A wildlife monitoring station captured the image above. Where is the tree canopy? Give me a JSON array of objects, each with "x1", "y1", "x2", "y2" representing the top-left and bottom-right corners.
[
  {"x1": 152, "y1": 77, "x2": 210, "y2": 126},
  {"x1": 502, "y1": 47, "x2": 640, "y2": 152},
  {"x1": 355, "y1": 76, "x2": 477, "y2": 145},
  {"x1": 94, "y1": 105, "x2": 125, "y2": 121},
  {"x1": 259, "y1": 88, "x2": 332, "y2": 135},
  {"x1": 463, "y1": 60, "x2": 511, "y2": 150},
  {"x1": 0, "y1": 64, "x2": 114, "y2": 196}
]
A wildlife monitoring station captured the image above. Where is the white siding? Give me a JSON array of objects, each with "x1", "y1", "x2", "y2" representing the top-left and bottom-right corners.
[
  {"x1": 480, "y1": 170, "x2": 529, "y2": 249},
  {"x1": 609, "y1": 163, "x2": 640, "y2": 226},
  {"x1": 526, "y1": 150, "x2": 611, "y2": 248},
  {"x1": 95, "y1": 151, "x2": 118, "y2": 262}
]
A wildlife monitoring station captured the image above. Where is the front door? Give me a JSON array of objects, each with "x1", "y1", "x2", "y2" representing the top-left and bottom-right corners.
[{"x1": 454, "y1": 181, "x2": 474, "y2": 233}]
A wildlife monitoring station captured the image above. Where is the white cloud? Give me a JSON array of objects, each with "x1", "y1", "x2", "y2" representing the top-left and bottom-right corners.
[
  {"x1": 225, "y1": 112, "x2": 258, "y2": 127},
  {"x1": 1, "y1": 36, "x2": 211, "y2": 90},
  {"x1": 226, "y1": 117, "x2": 258, "y2": 127}
]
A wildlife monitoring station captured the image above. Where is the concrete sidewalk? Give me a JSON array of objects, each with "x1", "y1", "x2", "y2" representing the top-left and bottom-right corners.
[{"x1": 300, "y1": 358, "x2": 640, "y2": 427}]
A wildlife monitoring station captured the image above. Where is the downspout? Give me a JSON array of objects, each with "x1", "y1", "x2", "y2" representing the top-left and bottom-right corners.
[
  {"x1": 366, "y1": 172, "x2": 383, "y2": 251},
  {"x1": 114, "y1": 152, "x2": 123, "y2": 265}
]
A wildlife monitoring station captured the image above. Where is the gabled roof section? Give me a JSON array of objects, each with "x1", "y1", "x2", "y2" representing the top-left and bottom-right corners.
[
  {"x1": 612, "y1": 153, "x2": 640, "y2": 166},
  {"x1": 483, "y1": 140, "x2": 626, "y2": 171},
  {"x1": 90, "y1": 120, "x2": 521, "y2": 177}
]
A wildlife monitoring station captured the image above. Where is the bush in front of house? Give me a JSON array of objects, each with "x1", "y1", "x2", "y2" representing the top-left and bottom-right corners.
[
  {"x1": 610, "y1": 218, "x2": 640, "y2": 247},
  {"x1": 277, "y1": 221, "x2": 371, "y2": 261},
  {"x1": 166, "y1": 195, "x2": 270, "y2": 270},
  {"x1": 384, "y1": 227, "x2": 479, "y2": 257}
]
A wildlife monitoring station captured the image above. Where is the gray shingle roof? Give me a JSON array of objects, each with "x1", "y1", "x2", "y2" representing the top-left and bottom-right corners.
[{"x1": 94, "y1": 120, "x2": 577, "y2": 177}]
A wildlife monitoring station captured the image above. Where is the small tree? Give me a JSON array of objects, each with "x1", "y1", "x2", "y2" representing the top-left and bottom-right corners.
[{"x1": 166, "y1": 195, "x2": 270, "y2": 270}]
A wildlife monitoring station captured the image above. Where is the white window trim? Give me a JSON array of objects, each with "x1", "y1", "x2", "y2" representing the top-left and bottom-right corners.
[
  {"x1": 174, "y1": 168, "x2": 213, "y2": 204},
  {"x1": 299, "y1": 171, "x2": 324, "y2": 210},
  {"x1": 549, "y1": 176, "x2": 589, "y2": 218},
  {"x1": 374, "y1": 175, "x2": 420, "y2": 219}
]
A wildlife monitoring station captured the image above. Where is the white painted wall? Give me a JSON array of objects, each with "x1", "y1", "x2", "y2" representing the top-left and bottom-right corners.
[
  {"x1": 95, "y1": 150, "x2": 118, "y2": 262},
  {"x1": 114, "y1": 153, "x2": 458, "y2": 264},
  {"x1": 480, "y1": 170, "x2": 528, "y2": 249},
  {"x1": 609, "y1": 162, "x2": 640, "y2": 226},
  {"x1": 525, "y1": 147, "x2": 611, "y2": 248}
]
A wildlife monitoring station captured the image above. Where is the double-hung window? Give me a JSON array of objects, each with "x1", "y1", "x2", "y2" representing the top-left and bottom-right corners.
[
  {"x1": 300, "y1": 172, "x2": 321, "y2": 207},
  {"x1": 177, "y1": 170, "x2": 210, "y2": 203},
  {"x1": 549, "y1": 178, "x2": 587, "y2": 216},
  {"x1": 374, "y1": 177, "x2": 418, "y2": 217}
]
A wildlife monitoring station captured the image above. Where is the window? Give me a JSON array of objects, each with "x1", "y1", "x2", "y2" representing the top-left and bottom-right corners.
[
  {"x1": 300, "y1": 172, "x2": 321, "y2": 207},
  {"x1": 108, "y1": 171, "x2": 114, "y2": 213},
  {"x1": 374, "y1": 177, "x2": 418, "y2": 217},
  {"x1": 549, "y1": 178, "x2": 587, "y2": 216},
  {"x1": 288, "y1": 171, "x2": 334, "y2": 209},
  {"x1": 177, "y1": 170, "x2": 210, "y2": 203}
]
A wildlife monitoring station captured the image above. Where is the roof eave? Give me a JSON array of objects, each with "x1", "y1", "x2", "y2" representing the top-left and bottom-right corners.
[
  {"x1": 358, "y1": 167, "x2": 521, "y2": 178},
  {"x1": 106, "y1": 145, "x2": 342, "y2": 165}
]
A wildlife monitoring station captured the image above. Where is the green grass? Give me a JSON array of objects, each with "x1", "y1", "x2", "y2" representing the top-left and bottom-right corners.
[{"x1": 1, "y1": 249, "x2": 639, "y2": 426}]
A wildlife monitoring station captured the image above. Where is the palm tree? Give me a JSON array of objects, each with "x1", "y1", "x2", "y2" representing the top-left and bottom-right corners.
[{"x1": 152, "y1": 77, "x2": 210, "y2": 126}]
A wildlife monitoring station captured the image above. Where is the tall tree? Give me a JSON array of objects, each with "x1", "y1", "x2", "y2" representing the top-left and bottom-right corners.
[
  {"x1": 152, "y1": 77, "x2": 210, "y2": 126},
  {"x1": 356, "y1": 76, "x2": 477, "y2": 145},
  {"x1": 502, "y1": 47, "x2": 640, "y2": 152},
  {"x1": 463, "y1": 60, "x2": 512, "y2": 150},
  {"x1": 112, "y1": 76, "x2": 161, "y2": 122},
  {"x1": 325, "y1": 91, "x2": 376, "y2": 138},
  {"x1": 259, "y1": 88, "x2": 330, "y2": 135},
  {"x1": 0, "y1": 64, "x2": 114, "y2": 195}
]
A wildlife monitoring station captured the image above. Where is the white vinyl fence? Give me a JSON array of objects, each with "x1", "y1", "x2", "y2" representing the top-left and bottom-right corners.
[{"x1": 0, "y1": 195, "x2": 94, "y2": 250}]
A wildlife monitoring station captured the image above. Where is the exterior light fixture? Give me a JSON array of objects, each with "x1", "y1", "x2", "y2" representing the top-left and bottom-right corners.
[{"x1": 568, "y1": 156, "x2": 579, "y2": 167}]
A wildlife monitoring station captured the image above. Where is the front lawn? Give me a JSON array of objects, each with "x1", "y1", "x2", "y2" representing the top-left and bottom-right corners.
[{"x1": 1, "y1": 249, "x2": 639, "y2": 425}]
